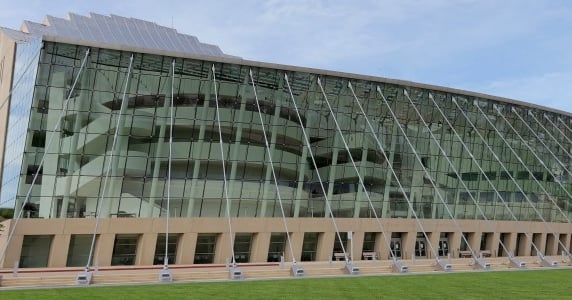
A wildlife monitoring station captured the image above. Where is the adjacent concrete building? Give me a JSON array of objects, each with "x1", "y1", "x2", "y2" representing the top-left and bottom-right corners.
[{"x1": 0, "y1": 13, "x2": 571, "y2": 269}]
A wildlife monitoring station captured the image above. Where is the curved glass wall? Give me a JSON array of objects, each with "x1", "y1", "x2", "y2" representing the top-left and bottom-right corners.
[{"x1": 13, "y1": 41, "x2": 572, "y2": 222}]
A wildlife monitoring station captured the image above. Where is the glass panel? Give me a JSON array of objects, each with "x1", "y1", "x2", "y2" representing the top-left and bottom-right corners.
[
  {"x1": 153, "y1": 233, "x2": 179, "y2": 265},
  {"x1": 67, "y1": 234, "x2": 95, "y2": 267},
  {"x1": 194, "y1": 233, "x2": 217, "y2": 264},
  {"x1": 267, "y1": 233, "x2": 287, "y2": 262},
  {"x1": 20, "y1": 235, "x2": 53, "y2": 268},
  {"x1": 233, "y1": 233, "x2": 253, "y2": 263},
  {"x1": 301, "y1": 232, "x2": 319, "y2": 262},
  {"x1": 111, "y1": 234, "x2": 139, "y2": 266}
]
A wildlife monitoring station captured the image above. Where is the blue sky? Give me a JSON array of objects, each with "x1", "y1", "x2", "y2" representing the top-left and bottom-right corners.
[{"x1": 1, "y1": 0, "x2": 572, "y2": 113}]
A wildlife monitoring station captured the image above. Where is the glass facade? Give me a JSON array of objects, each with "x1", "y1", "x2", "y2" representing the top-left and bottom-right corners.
[
  {"x1": 3, "y1": 40, "x2": 570, "y2": 224},
  {"x1": 0, "y1": 38, "x2": 42, "y2": 212}
]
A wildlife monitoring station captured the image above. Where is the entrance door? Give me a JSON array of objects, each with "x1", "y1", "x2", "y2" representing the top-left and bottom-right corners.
[
  {"x1": 415, "y1": 238, "x2": 427, "y2": 258},
  {"x1": 390, "y1": 238, "x2": 402, "y2": 259},
  {"x1": 438, "y1": 238, "x2": 449, "y2": 256}
]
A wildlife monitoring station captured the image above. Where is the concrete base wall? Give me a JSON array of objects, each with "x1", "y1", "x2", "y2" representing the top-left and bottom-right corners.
[{"x1": 1, "y1": 217, "x2": 571, "y2": 268}]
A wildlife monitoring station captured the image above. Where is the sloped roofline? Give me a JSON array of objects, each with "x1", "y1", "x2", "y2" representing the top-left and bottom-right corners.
[{"x1": 41, "y1": 33, "x2": 572, "y2": 119}]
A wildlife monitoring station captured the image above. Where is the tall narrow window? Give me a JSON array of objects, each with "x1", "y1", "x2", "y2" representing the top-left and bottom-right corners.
[
  {"x1": 111, "y1": 234, "x2": 139, "y2": 266},
  {"x1": 153, "y1": 234, "x2": 179, "y2": 265},
  {"x1": 233, "y1": 233, "x2": 253, "y2": 263},
  {"x1": 301, "y1": 232, "x2": 320, "y2": 262},
  {"x1": 67, "y1": 234, "x2": 95, "y2": 267},
  {"x1": 267, "y1": 233, "x2": 287, "y2": 262},
  {"x1": 194, "y1": 233, "x2": 218, "y2": 264}
]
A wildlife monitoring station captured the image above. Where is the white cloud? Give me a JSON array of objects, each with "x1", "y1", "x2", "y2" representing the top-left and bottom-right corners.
[
  {"x1": 469, "y1": 72, "x2": 572, "y2": 113},
  {"x1": 0, "y1": 0, "x2": 571, "y2": 112}
]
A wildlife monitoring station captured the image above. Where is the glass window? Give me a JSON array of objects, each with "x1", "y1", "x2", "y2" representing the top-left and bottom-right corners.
[
  {"x1": 20, "y1": 235, "x2": 53, "y2": 268},
  {"x1": 301, "y1": 232, "x2": 319, "y2": 262},
  {"x1": 332, "y1": 232, "x2": 349, "y2": 258},
  {"x1": 233, "y1": 233, "x2": 253, "y2": 263},
  {"x1": 153, "y1": 234, "x2": 179, "y2": 265},
  {"x1": 31, "y1": 130, "x2": 46, "y2": 148},
  {"x1": 67, "y1": 234, "x2": 95, "y2": 267},
  {"x1": 194, "y1": 233, "x2": 217, "y2": 264},
  {"x1": 267, "y1": 233, "x2": 287, "y2": 262},
  {"x1": 111, "y1": 234, "x2": 139, "y2": 266},
  {"x1": 362, "y1": 232, "x2": 376, "y2": 252}
]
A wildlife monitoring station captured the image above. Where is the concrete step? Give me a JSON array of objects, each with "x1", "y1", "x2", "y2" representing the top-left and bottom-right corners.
[
  {"x1": 243, "y1": 268, "x2": 292, "y2": 279},
  {"x1": 407, "y1": 265, "x2": 438, "y2": 273},
  {"x1": 92, "y1": 273, "x2": 157, "y2": 284},
  {"x1": 358, "y1": 266, "x2": 393, "y2": 275},
  {"x1": 0, "y1": 276, "x2": 76, "y2": 288},
  {"x1": 174, "y1": 270, "x2": 230, "y2": 281},
  {"x1": 304, "y1": 267, "x2": 346, "y2": 277}
]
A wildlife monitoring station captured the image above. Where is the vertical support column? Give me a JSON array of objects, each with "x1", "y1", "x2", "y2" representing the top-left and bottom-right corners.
[
  {"x1": 536, "y1": 233, "x2": 547, "y2": 256},
  {"x1": 102, "y1": 66, "x2": 133, "y2": 218},
  {"x1": 351, "y1": 231, "x2": 365, "y2": 261},
  {"x1": 1, "y1": 233, "x2": 23, "y2": 268},
  {"x1": 225, "y1": 76, "x2": 249, "y2": 217},
  {"x1": 136, "y1": 233, "x2": 157, "y2": 266},
  {"x1": 489, "y1": 232, "x2": 500, "y2": 257},
  {"x1": 519, "y1": 234, "x2": 532, "y2": 256},
  {"x1": 375, "y1": 232, "x2": 389, "y2": 260},
  {"x1": 44, "y1": 72, "x2": 65, "y2": 219},
  {"x1": 449, "y1": 231, "x2": 462, "y2": 257},
  {"x1": 259, "y1": 104, "x2": 282, "y2": 217},
  {"x1": 505, "y1": 232, "x2": 517, "y2": 257},
  {"x1": 94, "y1": 233, "x2": 115, "y2": 267},
  {"x1": 402, "y1": 232, "x2": 415, "y2": 260},
  {"x1": 250, "y1": 232, "x2": 271, "y2": 263},
  {"x1": 471, "y1": 232, "x2": 482, "y2": 254},
  {"x1": 176, "y1": 232, "x2": 197, "y2": 264},
  {"x1": 214, "y1": 232, "x2": 232, "y2": 264},
  {"x1": 185, "y1": 75, "x2": 214, "y2": 217},
  {"x1": 145, "y1": 98, "x2": 170, "y2": 217},
  {"x1": 48, "y1": 234, "x2": 71, "y2": 267},
  {"x1": 60, "y1": 66, "x2": 93, "y2": 218},
  {"x1": 286, "y1": 232, "x2": 304, "y2": 263},
  {"x1": 325, "y1": 135, "x2": 340, "y2": 217},
  {"x1": 428, "y1": 232, "x2": 439, "y2": 259},
  {"x1": 294, "y1": 145, "x2": 309, "y2": 217},
  {"x1": 382, "y1": 125, "x2": 398, "y2": 218},
  {"x1": 546, "y1": 233, "x2": 558, "y2": 256},
  {"x1": 353, "y1": 145, "x2": 369, "y2": 218},
  {"x1": 316, "y1": 232, "x2": 334, "y2": 261}
]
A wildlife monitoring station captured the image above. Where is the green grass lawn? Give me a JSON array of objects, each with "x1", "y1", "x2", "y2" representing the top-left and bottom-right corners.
[{"x1": 1, "y1": 269, "x2": 570, "y2": 299}]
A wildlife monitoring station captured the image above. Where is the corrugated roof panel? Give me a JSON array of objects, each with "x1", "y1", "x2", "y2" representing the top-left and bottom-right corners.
[{"x1": 8, "y1": 12, "x2": 231, "y2": 58}]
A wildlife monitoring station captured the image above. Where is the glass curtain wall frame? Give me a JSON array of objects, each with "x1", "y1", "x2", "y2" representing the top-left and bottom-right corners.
[
  {"x1": 1, "y1": 38, "x2": 42, "y2": 212},
  {"x1": 11, "y1": 41, "x2": 572, "y2": 222}
]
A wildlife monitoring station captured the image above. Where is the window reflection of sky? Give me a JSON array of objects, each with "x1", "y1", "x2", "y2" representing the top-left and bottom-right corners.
[{"x1": 0, "y1": 38, "x2": 41, "y2": 208}]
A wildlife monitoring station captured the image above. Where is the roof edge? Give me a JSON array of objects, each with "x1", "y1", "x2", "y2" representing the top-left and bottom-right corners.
[{"x1": 41, "y1": 34, "x2": 572, "y2": 119}]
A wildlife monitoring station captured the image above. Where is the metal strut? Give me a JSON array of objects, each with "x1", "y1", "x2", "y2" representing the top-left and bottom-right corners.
[
  {"x1": 211, "y1": 65, "x2": 241, "y2": 279},
  {"x1": 347, "y1": 82, "x2": 408, "y2": 273},
  {"x1": 159, "y1": 59, "x2": 177, "y2": 283},
  {"x1": 249, "y1": 70, "x2": 303, "y2": 277},
  {"x1": 452, "y1": 99, "x2": 549, "y2": 263},
  {"x1": 81, "y1": 53, "x2": 133, "y2": 285},
  {"x1": 284, "y1": 74, "x2": 351, "y2": 266},
  {"x1": 376, "y1": 87, "x2": 447, "y2": 271},
  {"x1": 403, "y1": 91, "x2": 499, "y2": 270}
]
